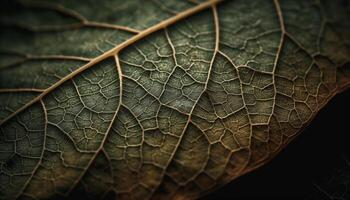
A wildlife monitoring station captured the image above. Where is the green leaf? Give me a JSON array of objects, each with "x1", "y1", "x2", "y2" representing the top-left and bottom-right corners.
[{"x1": 0, "y1": 0, "x2": 349, "y2": 199}]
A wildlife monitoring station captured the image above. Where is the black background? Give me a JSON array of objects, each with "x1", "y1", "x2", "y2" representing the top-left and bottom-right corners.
[{"x1": 202, "y1": 90, "x2": 350, "y2": 199}]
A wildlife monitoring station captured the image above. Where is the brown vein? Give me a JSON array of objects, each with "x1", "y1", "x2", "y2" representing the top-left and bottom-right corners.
[
  {"x1": 0, "y1": 55, "x2": 91, "y2": 71},
  {"x1": 268, "y1": 0, "x2": 286, "y2": 124},
  {"x1": 84, "y1": 21, "x2": 141, "y2": 33},
  {"x1": 18, "y1": 99, "x2": 48, "y2": 198},
  {"x1": 18, "y1": 0, "x2": 87, "y2": 22},
  {"x1": 150, "y1": 4, "x2": 221, "y2": 197},
  {"x1": 0, "y1": 88, "x2": 44, "y2": 93},
  {"x1": 66, "y1": 55, "x2": 123, "y2": 195},
  {"x1": 217, "y1": 50, "x2": 253, "y2": 182},
  {"x1": 0, "y1": 50, "x2": 92, "y2": 69},
  {"x1": 12, "y1": 0, "x2": 140, "y2": 33},
  {"x1": 1, "y1": 21, "x2": 141, "y2": 34}
]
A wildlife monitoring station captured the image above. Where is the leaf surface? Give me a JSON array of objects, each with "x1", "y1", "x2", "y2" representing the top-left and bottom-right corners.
[{"x1": 0, "y1": 0, "x2": 349, "y2": 199}]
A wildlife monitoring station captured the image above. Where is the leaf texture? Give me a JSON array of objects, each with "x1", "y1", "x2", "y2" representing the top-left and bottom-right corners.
[{"x1": 0, "y1": 0, "x2": 349, "y2": 199}]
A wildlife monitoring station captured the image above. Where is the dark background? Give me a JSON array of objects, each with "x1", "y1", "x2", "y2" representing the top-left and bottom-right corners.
[{"x1": 202, "y1": 90, "x2": 350, "y2": 200}]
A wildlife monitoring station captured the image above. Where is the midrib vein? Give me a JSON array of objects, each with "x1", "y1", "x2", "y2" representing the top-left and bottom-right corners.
[{"x1": 0, "y1": 0, "x2": 222, "y2": 126}]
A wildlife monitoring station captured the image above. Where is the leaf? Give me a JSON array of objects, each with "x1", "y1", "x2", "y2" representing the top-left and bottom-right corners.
[{"x1": 0, "y1": 0, "x2": 349, "y2": 199}]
